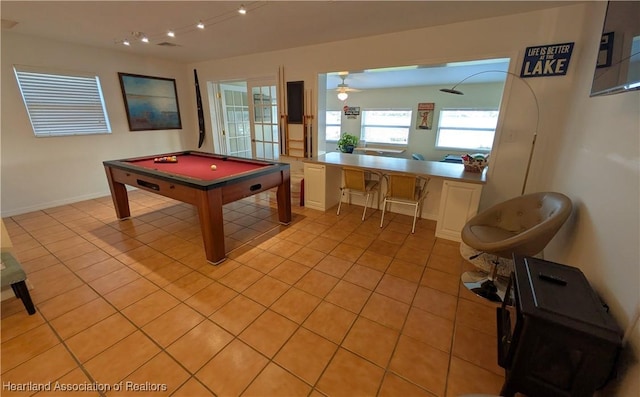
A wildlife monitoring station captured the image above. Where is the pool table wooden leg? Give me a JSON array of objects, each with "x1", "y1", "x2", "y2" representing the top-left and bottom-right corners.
[
  {"x1": 197, "y1": 188, "x2": 226, "y2": 265},
  {"x1": 277, "y1": 169, "x2": 292, "y2": 225},
  {"x1": 104, "y1": 166, "x2": 131, "y2": 219}
]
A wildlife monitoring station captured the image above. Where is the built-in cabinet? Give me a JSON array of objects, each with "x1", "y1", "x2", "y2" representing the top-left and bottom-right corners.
[
  {"x1": 303, "y1": 163, "x2": 341, "y2": 211},
  {"x1": 303, "y1": 157, "x2": 484, "y2": 241},
  {"x1": 435, "y1": 180, "x2": 483, "y2": 242}
]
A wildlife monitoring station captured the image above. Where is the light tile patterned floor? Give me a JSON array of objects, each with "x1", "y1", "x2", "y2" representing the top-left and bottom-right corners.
[{"x1": 1, "y1": 188, "x2": 504, "y2": 396}]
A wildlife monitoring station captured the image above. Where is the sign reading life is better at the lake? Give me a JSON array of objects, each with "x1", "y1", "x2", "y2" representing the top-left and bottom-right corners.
[{"x1": 520, "y1": 42, "x2": 574, "y2": 78}]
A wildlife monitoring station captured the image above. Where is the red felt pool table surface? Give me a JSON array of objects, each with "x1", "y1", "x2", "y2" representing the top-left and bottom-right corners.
[
  {"x1": 129, "y1": 152, "x2": 269, "y2": 181},
  {"x1": 103, "y1": 151, "x2": 291, "y2": 264}
]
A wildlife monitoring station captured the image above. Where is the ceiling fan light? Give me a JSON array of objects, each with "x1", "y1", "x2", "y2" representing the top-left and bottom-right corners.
[
  {"x1": 337, "y1": 92, "x2": 348, "y2": 101},
  {"x1": 197, "y1": 21, "x2": 205, "y2": 29}
]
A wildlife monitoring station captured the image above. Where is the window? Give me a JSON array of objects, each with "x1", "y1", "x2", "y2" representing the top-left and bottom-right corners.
[
  {"x1": 14, "y1": 66, "x2": 111, "y2": 137},
  {"x1": 436, "y1": 109, "x2": 499, "y2": 151},
  {"x1": 325, "y1": 110, "x2": 342, "y2": 141},
  {"x1": 361, "y1": 109, "x2": 412, "y2": 145}
]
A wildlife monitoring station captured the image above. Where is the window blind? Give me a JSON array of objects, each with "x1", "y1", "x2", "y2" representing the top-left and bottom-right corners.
[{"x1": 14, "y1": 67, "x2": 111, "y2": 137}]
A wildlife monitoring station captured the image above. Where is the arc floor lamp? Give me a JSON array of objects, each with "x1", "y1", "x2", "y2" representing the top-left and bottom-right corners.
[{"x1": 440, "y1": 70, "x2": 540, "y2": 195}]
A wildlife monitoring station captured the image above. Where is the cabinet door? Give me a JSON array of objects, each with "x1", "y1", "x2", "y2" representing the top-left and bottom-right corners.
[
  {"x1": 303, "y1": 164, "x2": 327, "y2": 210},
  {"x1": 435, "y1": 180, "x2": 483, "y2": 241}
]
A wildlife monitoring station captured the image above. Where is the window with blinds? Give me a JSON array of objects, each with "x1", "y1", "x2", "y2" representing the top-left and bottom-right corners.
[{"x1": 13, "y1": 66, "x2": 111, "y2": 137}]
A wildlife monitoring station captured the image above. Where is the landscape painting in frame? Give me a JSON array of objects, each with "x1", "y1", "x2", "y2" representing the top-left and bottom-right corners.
[{"x1": 118, "y1": 73, "x2": 182, "y2": 131}]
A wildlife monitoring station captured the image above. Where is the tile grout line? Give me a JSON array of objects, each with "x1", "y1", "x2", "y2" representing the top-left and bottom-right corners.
[{"x1": 4, "y1": 194, "x2": 500, "y2": 397}]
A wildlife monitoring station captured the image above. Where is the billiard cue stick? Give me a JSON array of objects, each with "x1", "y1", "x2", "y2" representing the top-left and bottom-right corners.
[
  {"x1": 305, "y1": 88, "x2": 314, "y2": 159},
  {"x1": 278, "y1": 66, "x2": 289, "y2": 155},
  {"x1": 194, "y1": 69, "x2": 205, "y2": 149}
]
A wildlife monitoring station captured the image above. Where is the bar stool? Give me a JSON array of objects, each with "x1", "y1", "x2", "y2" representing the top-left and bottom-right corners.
[
  {"x1": 337, "y1": 167, "x2": 382, "y2": 221},
  {"x1": 380, "y1": 173, "x2": 430, "y2": 233}
]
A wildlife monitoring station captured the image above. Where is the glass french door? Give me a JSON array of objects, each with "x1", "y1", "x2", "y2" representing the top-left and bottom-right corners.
[
  {"x1": 213, "y1": 79, "x2": 279, "y2": 160},
  {"x1": 219, "y1": 83, "x2": 252, "y2": 158},
  {"x1": 248, "y1": 81, "x2": 279, "y2": 160}
]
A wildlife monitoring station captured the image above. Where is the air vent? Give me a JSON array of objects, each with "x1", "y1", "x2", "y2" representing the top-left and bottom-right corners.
[{"x1": 157, "y1": 42, "x2": 180, "y2": 47}]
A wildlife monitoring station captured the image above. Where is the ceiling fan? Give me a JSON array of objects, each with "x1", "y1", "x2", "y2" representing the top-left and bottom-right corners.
[{"x1": 335, "y1": 72, "x2": 361, "y2": 101}]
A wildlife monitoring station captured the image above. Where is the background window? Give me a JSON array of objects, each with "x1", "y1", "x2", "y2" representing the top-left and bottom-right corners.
[
  {"x1": 325, "y1": 110, "x2": 342, "y2": 141},
  {"x1": 436, "y1": 109, "x2": 498, "y2": 151},
  {"x1": 14, "y1": 67, "x2": 111, "y2": 137},
  {"x1": 361, "y1": 109, "x2": 412, "y2": 145}
]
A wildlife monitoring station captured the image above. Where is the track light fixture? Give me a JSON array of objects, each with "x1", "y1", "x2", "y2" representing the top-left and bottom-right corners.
[{"x1": 114, "y1": 3, "x2": 265, "y2": 48}]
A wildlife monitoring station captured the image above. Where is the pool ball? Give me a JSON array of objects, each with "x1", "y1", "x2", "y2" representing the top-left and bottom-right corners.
[{"x1": 211, "y1": 164, "x2": 217, "y2": 170}]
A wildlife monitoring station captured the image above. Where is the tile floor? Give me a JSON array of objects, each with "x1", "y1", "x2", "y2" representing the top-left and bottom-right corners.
[{"x1": 1, "y1": 188, "x2": 505, "y2": 396}]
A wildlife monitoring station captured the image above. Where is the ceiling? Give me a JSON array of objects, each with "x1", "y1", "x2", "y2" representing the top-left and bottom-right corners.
[
  {"x1": 2, "y1": 1, "x2": 575, "y2": 64},
  {"x1": 1, "y1": 1, "x2": 575, "y2": 90}
]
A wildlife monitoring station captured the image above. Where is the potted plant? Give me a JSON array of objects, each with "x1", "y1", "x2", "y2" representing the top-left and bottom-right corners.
[{"x1": 337, "y1": 133, "x2": 359, "y2": 153}]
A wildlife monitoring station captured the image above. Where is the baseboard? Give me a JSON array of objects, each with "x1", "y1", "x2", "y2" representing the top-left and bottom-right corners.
[{"x1": 1, "y1": 190, "x2": 113, "y2": 218}]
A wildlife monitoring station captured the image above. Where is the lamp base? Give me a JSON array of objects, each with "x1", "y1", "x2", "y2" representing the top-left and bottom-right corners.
[{"x1": 462, "y1": 271, "x2": 508, "y2": 303}]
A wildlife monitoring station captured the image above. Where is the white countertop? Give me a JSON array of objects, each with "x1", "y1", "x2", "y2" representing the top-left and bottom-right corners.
[{"x1": 307, "y1": 152, "x2": 487, "y2": 184}]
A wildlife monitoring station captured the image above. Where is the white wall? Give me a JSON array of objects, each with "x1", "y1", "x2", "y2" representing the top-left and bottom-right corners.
[
  {"x1": 1, "y1": 3, "x2": 638, "y2": 393},
  {"x1": 189, "y1": 4, "x2": 638, "y2": 394},
  {"x1": 540, "y1": 4, "x2": 640, "y2": 395},
  {"x1": 1, "y1": 32, "x2": 195, "y2": 216},
  {"x1": 325, "y1": 82, "x2": 504, "y2": 161},
  {"x1": 189, "y1": 4, "x2": 588, "y2": 207}
]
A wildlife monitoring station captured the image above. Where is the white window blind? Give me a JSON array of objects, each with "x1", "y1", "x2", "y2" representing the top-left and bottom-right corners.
[
  {"x1": 436, "y1": 109, "x2": 498, "y2": 151},
  {"x1": 361, "y1": 109, "x2": 412, "y2": 145},
  {"x1": 14, "y1": 67, "x2": 111, "y2": 137},
  {"x1": 325, "y1": 110, "x2": 342, "y2": 141}
]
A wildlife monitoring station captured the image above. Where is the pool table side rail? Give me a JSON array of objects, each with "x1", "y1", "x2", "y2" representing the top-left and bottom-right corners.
[{"x1": 103, "y1": 153, "x2": 290, "y2": 190}]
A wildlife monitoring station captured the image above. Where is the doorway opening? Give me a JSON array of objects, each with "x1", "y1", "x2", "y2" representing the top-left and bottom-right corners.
[{"x1": 209, "y1": 79, "x2": 279, "y2": 160}]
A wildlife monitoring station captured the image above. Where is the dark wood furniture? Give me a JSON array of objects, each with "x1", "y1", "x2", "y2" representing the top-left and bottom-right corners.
[
  {"x1": 1, "y1": 252, "x2": 36, "y2": 315},
  {"x1": 104, "y1": 151, "x2": 291, "y2": 264},
  {"x1": 498, "y1": 254, "x2": 622, "y2": 397}
]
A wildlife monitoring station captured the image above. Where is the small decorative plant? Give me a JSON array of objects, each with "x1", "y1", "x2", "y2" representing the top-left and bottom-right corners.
[{"x1": 337, "y1": 133, "x2": 359, "y2": 153}]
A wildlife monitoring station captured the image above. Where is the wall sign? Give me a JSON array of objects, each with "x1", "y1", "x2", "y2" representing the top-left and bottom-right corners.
[
  {"x1": 416, "y1": 102, "x2": 435, "y2": 130},
  {"x1": 520, "y1": 42, "x2": 574, "y2": 78},
  {"x1": 343, "y1": 106, "x2": 360, "y2": 119}
]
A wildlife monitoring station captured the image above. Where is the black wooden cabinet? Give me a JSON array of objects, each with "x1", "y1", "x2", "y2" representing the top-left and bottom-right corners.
[{"x1": 497, "y1": 255, "x2": 623, "y2": 397}]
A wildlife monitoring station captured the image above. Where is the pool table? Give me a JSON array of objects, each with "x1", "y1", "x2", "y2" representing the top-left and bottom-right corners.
[{"x1": 103, "y1": 151, "x2": 291, "y2": 264}]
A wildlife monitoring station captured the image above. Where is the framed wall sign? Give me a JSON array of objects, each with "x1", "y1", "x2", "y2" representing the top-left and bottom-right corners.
[
  {"x1": 596, "y1": 32, "x2": 614, "y2": 68},
  {"x1": 520, "y1": 42, "x2": 574, "y2": 78},
  {"x1": 416, "y1": 102, "x2": 435, "y2": 130},
  {"x1": 118, "y1": 73, "x2": 182, "y2": 131}
]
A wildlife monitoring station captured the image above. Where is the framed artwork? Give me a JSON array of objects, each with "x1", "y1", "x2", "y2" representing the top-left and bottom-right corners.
[
  {"x1": 416, "y1": 102, "x2": 434, "y2": 129},
  {"x1": 596, "y1": 32, "x2": 614, "y2": 68},
  {"x1": 118, "y1": 73, "x2": 182, "y2": 131}
]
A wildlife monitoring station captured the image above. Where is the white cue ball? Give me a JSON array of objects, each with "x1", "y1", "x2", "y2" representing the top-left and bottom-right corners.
[{"x1": 210, "y1": 164, "x2": 217, "y2": 170}]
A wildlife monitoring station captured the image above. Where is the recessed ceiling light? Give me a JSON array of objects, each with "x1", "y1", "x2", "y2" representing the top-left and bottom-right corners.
[
  {"x1": 167, "y1": 30, "x2": 175, "y2": 38},
  {"x1": 122, "y1": 39, "x2": 130, "y2": 46},
  {"x1": 141, "y1": 36, "x2": 149, "y2": 43}
]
